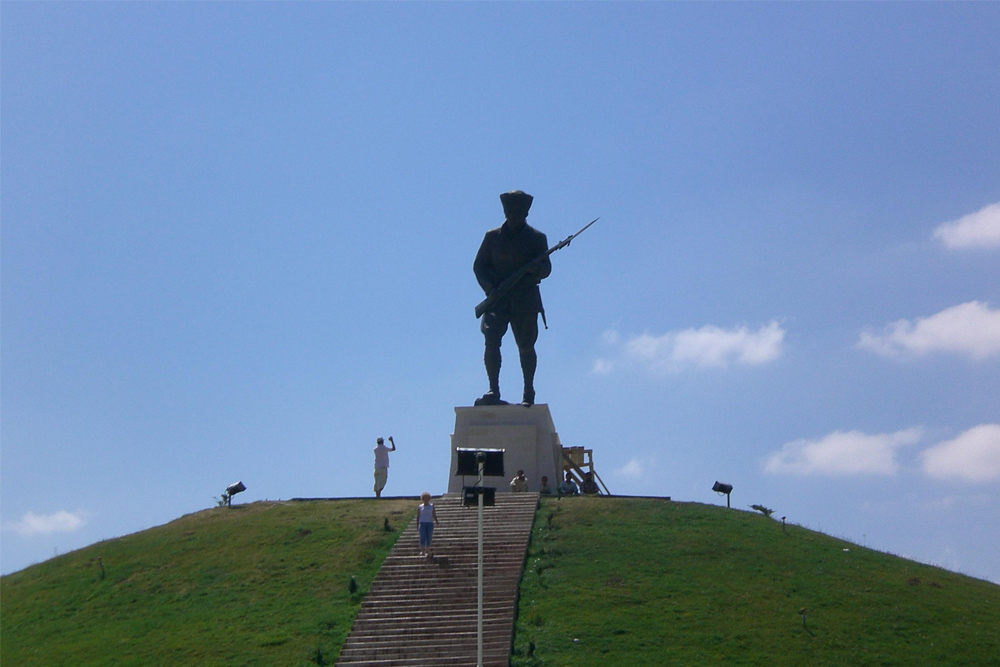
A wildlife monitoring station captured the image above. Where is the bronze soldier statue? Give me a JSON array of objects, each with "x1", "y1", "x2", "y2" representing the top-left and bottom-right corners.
[{"x1": 474, "y1": 190, "x2": 551, "y2": 407}]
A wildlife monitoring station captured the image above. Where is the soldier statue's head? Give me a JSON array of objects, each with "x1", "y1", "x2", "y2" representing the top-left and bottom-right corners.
[{"x1": 500, "y1": 190, "x2": 533, "y2": 222}]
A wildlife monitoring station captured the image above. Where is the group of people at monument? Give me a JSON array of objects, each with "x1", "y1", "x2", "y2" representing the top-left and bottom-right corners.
[
  {"x1": 510, "y1": 469, "x2": 600, "y2": 495},
  {"x1": 373, "y1": 439, "x2": 600, "y2": 561}
]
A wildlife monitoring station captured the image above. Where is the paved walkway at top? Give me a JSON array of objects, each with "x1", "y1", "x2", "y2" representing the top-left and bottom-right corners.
[{"x1": 336, "y1": 492, "x2": 539, "y2": 667}]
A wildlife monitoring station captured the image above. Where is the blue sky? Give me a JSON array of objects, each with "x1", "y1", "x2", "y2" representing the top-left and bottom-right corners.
[{"x1": 2, "y1": 3, "x2": 998, "y2": 583}]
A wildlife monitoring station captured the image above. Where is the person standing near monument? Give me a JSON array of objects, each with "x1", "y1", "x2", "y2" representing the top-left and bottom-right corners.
[
  {"x1": 559, "y1": 473, "x2": 580, "y2": 496},
  {"x1": 474, "y1": 190, "x2": 551, "y2": 407},
  {"x1": 509, "y1": 470, "x2": 529, "y2": 492},
  {"x1": 373, "y1": 436, "x2": 395, "y2": 498},
  {"x1": 539, "y1": 475, "x2": 553, "y2": 495}
]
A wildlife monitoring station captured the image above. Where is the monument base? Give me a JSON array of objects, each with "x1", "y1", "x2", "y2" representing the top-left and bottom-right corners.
[{"x1": 447, "y1": 404, "x2": 562, "y2": 494}]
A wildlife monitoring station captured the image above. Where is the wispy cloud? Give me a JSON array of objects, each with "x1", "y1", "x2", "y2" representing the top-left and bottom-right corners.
[
  {"x1": 6, "y1": 510, "x2": 88, "y2": 536},
  {"x1": 932, "y1": 202, "x2": 1000, "y2": 249},
  {"x1": 857, "y1": 301, "x2": 1000, "y2": 360},
  {"x1": 596, "y1": 321, "x2": 785, "y2": 374},
  {"x1": 592, "y1": 358, "x2": 615, "y2": 375},
  {"x1": 614, "y1": 456, "x2": 655, "y2": 479},
  {"x1": 764, "y1": 428, "x2": 924, "y2": 476},
  {"x1": 921, "y1": 424, "x2": 1000, "y2": 483}
]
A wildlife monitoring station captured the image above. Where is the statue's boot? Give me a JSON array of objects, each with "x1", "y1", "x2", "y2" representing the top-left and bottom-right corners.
[
  {"x1": 521, "y1": 386, "x2": 535, "y2": 407},
  {"x1": 475, "y1": 391, "x2": 507, "y2": 406}
]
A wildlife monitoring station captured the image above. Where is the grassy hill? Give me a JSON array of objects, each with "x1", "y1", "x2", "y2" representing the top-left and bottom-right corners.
[
  {"x1": 0, "y1": 499, "x2": 415, "y2": 667},
  {"x1": 3, "y1": 496, "x2": 998, "y2": 666},
  {"x1": 512, "y1": 497, "x2": 1000, "y2": 667}
]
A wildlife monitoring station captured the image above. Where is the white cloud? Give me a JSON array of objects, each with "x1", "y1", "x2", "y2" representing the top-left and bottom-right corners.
[
  {"x1": 857, "y1": 301, "x2": 1000, "y2": 360},
  {"x1": 592, "y1": 358, "x2": 615, "y2": 375},
  {"x1": 604, "y1": 321, "x2": 785, "y2": 373},
  {"x1": 6, "y1": 510, "x2": 88, "y2": 536},
  {"x1": 933, "y1": 202, "x2": 1000, "y2": 249},
  {"x1": 921, "y1": 424, "x2": 1000, "y2": 483},
  {"x1": 614, "y1": 456, "x2": 654, "y2": 479},
  {"x1": 764, "y1": 427, "x2": 924, "y2": 476}
]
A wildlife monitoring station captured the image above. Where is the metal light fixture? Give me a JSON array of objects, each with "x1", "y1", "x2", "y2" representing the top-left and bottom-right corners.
[
  {"x1": 712, "y1": 481, "x2": 733, "y2": 508},
  {"x1": 456, "y1": 448, "x2": 505, "y2": 477},
  {"x1": 462, "y1": 486, "x2": 496, "y2": 507},
  {"x1": 454, "y1": 448, "x2": 505, "y2": 667},
  {"x1": 223, "y1": 481, "x2": 246, "y2": 506}
]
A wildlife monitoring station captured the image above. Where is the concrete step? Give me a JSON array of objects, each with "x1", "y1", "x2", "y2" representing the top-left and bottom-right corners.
[{"x1": 335, "y1": 493, "x2": 538, "y2": 667}]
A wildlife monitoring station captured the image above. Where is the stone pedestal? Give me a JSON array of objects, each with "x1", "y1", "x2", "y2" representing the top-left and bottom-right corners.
[{"x1": 447, "y1": 404, "x2": 562, "y2": 494}]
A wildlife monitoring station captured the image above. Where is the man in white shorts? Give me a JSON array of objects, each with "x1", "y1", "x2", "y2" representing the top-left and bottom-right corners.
[{"x1": 373, "y1": 436, "x2": 395, "y2": 498}]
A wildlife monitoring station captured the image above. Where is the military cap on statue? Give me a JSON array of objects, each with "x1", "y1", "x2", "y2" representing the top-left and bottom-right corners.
[{"x1": 500, "y1": 190, "x2": 533, "y2": 218}]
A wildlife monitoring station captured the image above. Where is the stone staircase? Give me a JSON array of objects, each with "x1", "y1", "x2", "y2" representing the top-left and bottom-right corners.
[{"x1": 336, "y1": 492, "x2": 539, "y2": 667}]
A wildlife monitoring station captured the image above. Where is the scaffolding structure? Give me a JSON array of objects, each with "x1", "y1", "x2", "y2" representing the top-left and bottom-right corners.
[{"x1": 560, "y1": 446, "x2": 610, "y2": 495}]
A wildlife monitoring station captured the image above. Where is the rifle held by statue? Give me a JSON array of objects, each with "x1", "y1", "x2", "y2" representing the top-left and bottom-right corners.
[{"x1": 475, "y1": 217, "x2": 599, "y2": 319}]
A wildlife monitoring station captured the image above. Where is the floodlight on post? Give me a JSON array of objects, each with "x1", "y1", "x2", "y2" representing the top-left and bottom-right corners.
[
  {"x1": 224, "y1": 481, "x2": 246, "y2": 507},
  {"x1": 462, "y1": 486, "x2": 496, "y2": 507},
  {"x1": 455, "y1": 448, "x2": 504, "y2": 667},
  {"x1": 712, "y1": 481, "x2": 733, "y2": 508},
  {"x1": 456, "y1": 448, "x2": 504, "y2": 477},
  {"x1": 476, "y1": 452, "x2": 486, "y2": 667}
]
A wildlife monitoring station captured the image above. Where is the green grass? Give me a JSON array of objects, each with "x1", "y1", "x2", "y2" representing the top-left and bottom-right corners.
[
  {"x1": 511, "y1": 497, "x2": 1000, "y2": 667},
  {"x1": 4, "y1": 497, "x2": 998, "y2": 666},
  {"x1": 1, "y1": 499, "x2": 413, "y2": 667}
]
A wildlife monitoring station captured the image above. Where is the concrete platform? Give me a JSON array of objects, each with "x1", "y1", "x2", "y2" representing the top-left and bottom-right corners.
[{"x1": 447, "y1": 404, "x2": 562, "y2": 494}]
